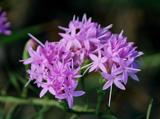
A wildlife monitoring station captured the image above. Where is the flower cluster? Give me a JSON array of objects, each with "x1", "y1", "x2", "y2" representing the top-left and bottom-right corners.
[
  {"x1": 23, "y1": 36, "x2": 84, "y2": 108},
  {"x1": 0, "y1": 8, "x2": 11, "y2": 35},
  {"x1": 23, "y1": 14, "x2": 143, "y2": 108}
]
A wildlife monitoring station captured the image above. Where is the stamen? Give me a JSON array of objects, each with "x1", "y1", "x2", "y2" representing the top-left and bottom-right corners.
[
  {"x1": 28, "y1": 33, "x2": 45, "y2": 47},
  {"x1": 108, "y1": 85, "x2": 112, "y2": 107},
  {"x1": 25, "y1": 79, "x2": 31, "y2": 87},
  {"x1": 82, "y1": 66, "x2": 91, "y2": 76},
  {"x1": 81, "y1": 62, "x2": 93, "y2": 70}
]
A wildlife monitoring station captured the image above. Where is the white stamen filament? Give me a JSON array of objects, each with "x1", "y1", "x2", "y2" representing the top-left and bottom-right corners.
[
  {"x1": 25, "y1": 79, "x2": 31, "y2": 87},
  {"x1": 108, "y1": 85, "x2": 113, "y2": 107},
  {"x1": 81, "y1": 62, "x2": 93, "y2": 70},
  {"x1": 80, "y1": 63, "x2": 93, "y2": 76},
  {"x1": 82, "y1": 66, "x2": 91, "y2": 76},
  {"x1": 28, "y1": 33, "x2": 45, "y2": 47}
]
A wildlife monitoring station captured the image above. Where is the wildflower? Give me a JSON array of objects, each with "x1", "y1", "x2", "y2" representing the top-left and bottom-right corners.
[
  {"x1": 22, "y1": 15, "x2": 143, "y2": 108},
  {"x1": 59, "y1": 14, "x2": 112, "y2": 59},
  {"x1": 89, "y1": 50, "x2": 107, "y2": 72},
  {"x1": 56, "y1": 80, "x2": 85, "y2": 108},
  {"x1": 22, "y1": 34, "x2": 85, "y2": 108},
  {"x1": 118, "y1": 58, "x2": 140, "y2": 84},
  {"x1": 102, "y1": 64, "x2": 125, "y2": 90},
  {"x1": 0, "y1": 8, "x2": 11, "y2": 35}
]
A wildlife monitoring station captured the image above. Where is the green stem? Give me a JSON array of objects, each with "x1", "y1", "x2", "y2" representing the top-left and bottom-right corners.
[
  {"x1": 96, "y1": 89, "x2": 105, "y2": 116},
  {"x1": 0, "y1": 96, "x2": 95, "y2": 115}
]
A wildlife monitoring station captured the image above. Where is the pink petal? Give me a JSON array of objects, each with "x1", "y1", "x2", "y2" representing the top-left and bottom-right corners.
[
  {"x1": 66, "y1": 41, "x2": 72, "y2": 50},
  {"x1": 136, "y1": 51, "x2": 144, "y2": 57},
  {"x1": 101, "y1": 72, "x2": 112, "y2": 80},
  {"x1": 114, "y1": 80, "x2": 125, "y2": 90},
  {"x1": 73, "y1": 39, "x2": 82, "y2": 48},
  {"x1": 40, "y1": 88, "x2": 48, "y2": 98},
  {"x1": 130, "y1": 74, "x2": 139, "y2": 81},
  {"x1": 67, "y1": 95, "x2": 73, "y2": 109},
  {"x1": 89, "y1": 54, "x2": 98, "y2": 61},
  {"x1": 122, "y1": 72, "x2": 128, "y2": 84},
  {"x1": 23, "y1": 58, "x2": 33, "y2": 64},
  {"x1": 103, "y1": 80, "x2": 113, "y2": 90},
  {"x1": 101, "y1": 57, "x2": 107, "y2": 63},
  {"x1": 48, "y1": 87, "x2": 55, "y2": 95},
  {"x1": 73, "y1": 91, "x2": 85, "y2": 97},
  {"x1": 89, "y1": 38, "x2": 99, "y2": 43},
  {"x1": 89, "y1": 64, "x2": 97, "y2": 72},
  {"x1": 56, "y1": 94, "x2": 66, "y2": 100},
  {"x1": 126, "y1": 67, "x2": 141, "y2": 72},
  {"x1": 111, "y1": 64, "x2": 117, "y2": 73},
  {"x1": 4, "y1": 30, "x2": 12, "y2": 35},
  {"x1": 84, "y1": 40, "x2": 90, "y2": 50},
  {"x1": 58, "y1": 26, "x2": 68, "y2": 31},
  {"x1": 59, "y1": 33, "x2": 71, "y2": 39},
  {"x1": 74, "y1": 75, "x2": 82, "y2": 78},
  {"x1": 99, "y1": 63, "x2": 107, "y2": 73},
  {"x1": 82, "y1": 14, "x2": 87, "y2": 22}
]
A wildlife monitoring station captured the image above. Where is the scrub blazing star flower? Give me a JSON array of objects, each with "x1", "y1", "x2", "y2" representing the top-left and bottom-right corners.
[
  {"x1": 22, "y1": 34, "x2": 85, "y2": 109},
  {"x1": 0, "y1": 8, "x2": 11, "y2": 35},
  {"x1": 102, "y1": 64, "x2": 125, "y2": 90},
  {"x1": 89, "y1": 51, "x2": 107, "y2": 73},
  {"x1": 22, "y1": 14, "x2": 143, "y2": 108}
]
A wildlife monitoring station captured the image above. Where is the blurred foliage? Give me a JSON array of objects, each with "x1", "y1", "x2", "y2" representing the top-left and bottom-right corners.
[{"x1": 0, "y1": 21, "x2": 54, "y2": 45}]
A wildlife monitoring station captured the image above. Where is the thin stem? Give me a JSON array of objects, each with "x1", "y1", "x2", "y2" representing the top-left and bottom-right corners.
[
  {"x1": 0, "y1": 96, "x2": 95, "y2": 115},
  {"x1": 96, "y1": 89, "x2": 105, "y2": 116},
  {"x1": 146, "y1": 99, "x2": 153, "y2": 119},
  {"x1": 28, "y1": 33, "x2": 45, "y2": 47},
  {"x1": 108, "y1": 85, "x2": 112, "y2": 107},
  {"x1": 69, "y1": 114, "x2": 78, "y2": 119},
  {"x1": 24, "y1": 79, "x2": 31, "y2": 87}
]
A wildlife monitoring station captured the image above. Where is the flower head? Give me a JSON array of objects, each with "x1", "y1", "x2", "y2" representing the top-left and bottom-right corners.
[
  {"x1": 22, "y1": 14, "x2": 143, "y2": 108},
  {"x1": 102, "y1": 64, "x2": 125, "y2": 90},
  {"x1": 99, "y1": 31, "x2": 143, "y2": 90},
  {"x1": 22, "y1": 34, "x2": 85, "y2": 108},
  {"x1": 59, "y1": 14, "x2": 112, "y2": 66},
  {"x1": 89, "y1": 50, "x2": 107, "y2": 72}
]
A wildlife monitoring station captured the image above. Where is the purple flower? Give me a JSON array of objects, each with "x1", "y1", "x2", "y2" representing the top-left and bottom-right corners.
[
  {"x1": 22, "y1": 14, "x2": 143, "y2": 108},
  {"x1": 22, "y1": 34, "x2": 85, "y2": 108},
  {"x1": 0, "y1": 8, "x2": 11, "y2": 35},
  {"x1": 100, "y1": 32, "x2": 143, "y2": 85},
  {"x1": 56, "y1": 80, "x2": 85, "y2": 108},
  {"x1": 117, "y1": 58, "x2": 140, "y2": 84},
  {"x1": 59, "y1": 14, "x2": 112, "y2": 64},
  {"x1": 89, "y1": 50, "x2": 107, "y2": 72},
  {"x1": 102, "y1": 64, "x2": 125, "y2": 90}
]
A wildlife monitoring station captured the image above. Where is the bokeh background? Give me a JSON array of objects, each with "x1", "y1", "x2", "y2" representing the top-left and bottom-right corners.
[{"x1": 0, "y1": 0, "x2": 160, "y2": 119}]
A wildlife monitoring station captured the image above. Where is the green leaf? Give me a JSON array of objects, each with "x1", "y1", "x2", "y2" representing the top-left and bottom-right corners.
[
  {"x1": 5, "y1": 104, "x2": 18, "y2": 119},
  {"x1": 32, "y1": 106, "x2": 50, "y2": 119},
  {"x1": 22, "y1": 45, "x2": 29, "y2": 70},
  {"x1": 8, "y1": 72, "x2": 20, "y2": 93}
]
